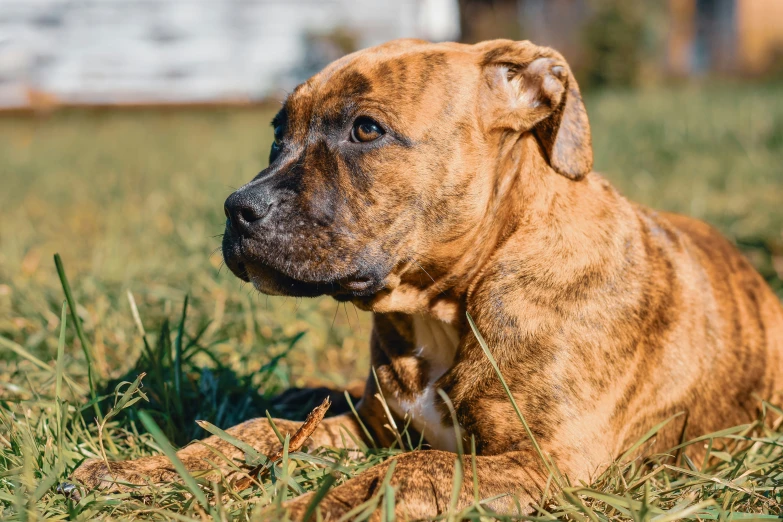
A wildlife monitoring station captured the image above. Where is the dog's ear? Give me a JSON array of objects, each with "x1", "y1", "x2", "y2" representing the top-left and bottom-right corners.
[{"x1": 478, "y1": 40, "x2": 592, "y2": 180}]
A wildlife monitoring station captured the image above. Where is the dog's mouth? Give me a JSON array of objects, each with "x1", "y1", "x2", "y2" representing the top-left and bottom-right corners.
[
  {"x1": 249, "y1": 263, "x2": 385, "y2": 300},
  {"x1": 220, "y1": 215, "x2": 395, "y2": 300},
  {"x1": 225, "y1": 250, "x2": 387, "y2": 300}
]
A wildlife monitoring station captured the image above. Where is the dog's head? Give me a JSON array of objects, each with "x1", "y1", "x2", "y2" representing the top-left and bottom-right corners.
[{"x1": 222, "y1": 39, "x2": 592, "y2": 310}]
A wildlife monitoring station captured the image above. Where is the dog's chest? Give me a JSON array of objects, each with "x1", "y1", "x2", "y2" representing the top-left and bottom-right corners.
[{"x1": 385, "y1": 314, "x2": 463, "y2": 451}]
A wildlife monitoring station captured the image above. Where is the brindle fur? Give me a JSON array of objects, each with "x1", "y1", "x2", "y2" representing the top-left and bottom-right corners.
[{"x1": 68, "y1": 39, "x2": 783, "y2": 519}]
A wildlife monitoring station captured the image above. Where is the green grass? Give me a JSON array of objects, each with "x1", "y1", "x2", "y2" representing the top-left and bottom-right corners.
[{"x1": 1, "y1": 83, "x2": 782, "y2": 520}]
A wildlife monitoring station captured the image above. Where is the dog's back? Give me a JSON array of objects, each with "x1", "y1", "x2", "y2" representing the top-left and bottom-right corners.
[
  {"x1": 668, "y1": 211, "x2": 783, "y2": 370},
  {"x1": 650, "y1": 208, "x2": 783, "y2": 432}
]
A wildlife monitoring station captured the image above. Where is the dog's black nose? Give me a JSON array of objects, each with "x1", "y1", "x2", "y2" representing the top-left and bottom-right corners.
[{"x1": 224, "y1": 190, "x2": 271, "y2": 235}]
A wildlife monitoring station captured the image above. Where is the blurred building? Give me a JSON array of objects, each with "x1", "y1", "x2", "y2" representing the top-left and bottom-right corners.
[
  {"x1": 3, "y1": 0, "x2": 782, "y2": 109},
  {"x1": 0, "y1": 0, "x2": 459, "y2": 109},
  {"x1": 668, "y1": 0, "x2": 783, "y2": 75},
  {"x1": 461, "y1": 0, "x2": 783, "y2": 78}
]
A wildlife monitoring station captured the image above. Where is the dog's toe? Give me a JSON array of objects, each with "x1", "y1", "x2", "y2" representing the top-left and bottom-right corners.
[
  {"x1": 56, "y1": 481, "x2": 81, "y2": 501},
  {"x1": 69, "y1": 458, "x2": 114, "y2": 490}
]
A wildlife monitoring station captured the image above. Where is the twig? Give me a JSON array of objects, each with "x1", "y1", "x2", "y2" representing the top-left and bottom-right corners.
[{"x1": 233, "y1": 397, "x2": 331, "y2": 491}]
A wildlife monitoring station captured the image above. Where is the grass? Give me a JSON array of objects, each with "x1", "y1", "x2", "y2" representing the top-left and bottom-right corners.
[{"x1": 0, "y1": 83, "x2": 782, "y2": 520}]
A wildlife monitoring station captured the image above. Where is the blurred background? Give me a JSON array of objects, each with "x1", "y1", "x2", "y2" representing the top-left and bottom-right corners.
[
  {"x1": 2, "y1": 0, "x2": 783, "y2": 107},
  {"x1": 1, "y1": 0, "x2": 782, "y2": 438}
]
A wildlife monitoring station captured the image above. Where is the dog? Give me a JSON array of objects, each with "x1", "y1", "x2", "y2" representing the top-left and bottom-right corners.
[{"x1": 68, "y1": 39, "x2": 783, "y2": 519}]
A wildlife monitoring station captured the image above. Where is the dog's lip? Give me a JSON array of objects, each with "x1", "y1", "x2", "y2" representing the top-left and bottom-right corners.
[
  {"x1": 244, "y1": 262, "x2": 336, "y2": 296},
  {"x1": 337, "y1": 275, "x2": 375, "y2": 292},
  {"x1": 223, "y1": 234, "x2": 388, "y2": 297},
  {"x1": 232, "y1": 260, "x2": 251, "y2": 282},
  {"x1": 234, "y1": 257, "x2": 386, "y2": 299}
]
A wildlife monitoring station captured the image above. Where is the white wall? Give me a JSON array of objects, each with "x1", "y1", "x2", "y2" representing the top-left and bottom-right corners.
[{"x1": 0, "y1": 0, "x2": 460, "y2": 107}]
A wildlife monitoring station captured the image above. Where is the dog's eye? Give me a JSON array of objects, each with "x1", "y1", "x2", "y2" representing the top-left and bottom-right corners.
[
  {"x1": 269, "y1": 125, "x2": 284, "y2": 163},
  {"x1": 351, "y1": 117, "x2": 384, "y2": 143}
]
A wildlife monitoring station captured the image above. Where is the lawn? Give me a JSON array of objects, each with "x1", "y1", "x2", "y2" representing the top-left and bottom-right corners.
[{"x1": 1, "y1": 84, "x2": 782, "y2": 520}]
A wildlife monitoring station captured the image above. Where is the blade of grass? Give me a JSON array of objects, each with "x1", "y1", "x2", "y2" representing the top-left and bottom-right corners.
[
  {"x1": 195, "y1": 420, "x2": 267, "y2": 466},
  {"x1": 55, "y1": 301, "x2": 67, "y2": 410},
  {"x1": 274, "y1": 434, "x2": 292, "y2": 508},
  {"x1": 466, "y1": 312, "x2": 560, "y2": 486},
  {"x1": 337, "y1": 419, "x2": 369, "y2": 453},
  {"x1": 617, "y1": 413, "x2": 684, "y2": 464},
  {"x1": 571, "y1": 487, "x2": 667, "y2": 516},
  {"x1": 0, "y1": 336, "x2": 52, "y2": 372},
  {"x1": 287, "y1": 452, "x2": 351, "y2": 474},
  {"x1": 301, "y1": 472, "x2": 338, "y2": 522},
  {"x1": 344, "y1": 390, "x2": 375, "y2": 448},
  {"x1": 54, "y1": 253, "x2": 102, "y2": 421},
  {"x1": 666, "y1": 424, "x2": 752, "y2": 453},
  {"x1": 126, "y1": 289, "x2": 154, "y2": 363},
  {"x1": 371, "y1": 366, "x2": 404, "y2": 449},
  {"x1": 337, "y1": 460, "x2": 397, "y2": 522},
  {"x1": 469, "y1": 435, "x2": 485, "y2": 515},
  {"x1": 53, "y1": 301, "x2": 70, "y2": 484},
  {"x1": 562, "y1": 490, "x2": 600, "y2": 522},
  {"x1": 383, "y1": 482, "x2": 395, "y2": 522},
  {"x1": 174, "y1": 295, "x2": 188, "y2": 398},
  {"x1": 0, "y1": 335, "x2": 85, "y2": 395},
  {"x1": 265, "y1": 410, "x2": 285, "y2": 445},
  {"x1": 650, "y1": 499, "x2": 716, "y2": 522},
  {"x1": 437, "y1": 388, "x2": 465, "y2": 521},
  {"x1": 98, "y1": 374, "x2": 147, "y2": 461},
  {"x1": 138, "y1": 410, "x2": 210, "y2": 510},
  {"x1": 32, "y1": 468, "x2": 60, "y2": 504}
]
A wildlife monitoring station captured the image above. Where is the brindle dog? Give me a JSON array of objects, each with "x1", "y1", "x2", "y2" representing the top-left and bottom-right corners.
[{"x1": 68, "y1": 39, "x2": 783, "y2": 519}]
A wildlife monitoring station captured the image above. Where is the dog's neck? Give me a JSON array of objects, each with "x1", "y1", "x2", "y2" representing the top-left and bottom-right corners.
[{"x1": 364, "y1": 133, "x2": 630, "y2": 325}]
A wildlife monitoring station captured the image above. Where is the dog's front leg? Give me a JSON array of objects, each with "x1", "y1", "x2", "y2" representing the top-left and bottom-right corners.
[
  {"x1": 66, "y1": 413, "x2": 365, "y2": 496},
  {"x1": 280, "y1": 448, "x2": 549, "y2": 520}
]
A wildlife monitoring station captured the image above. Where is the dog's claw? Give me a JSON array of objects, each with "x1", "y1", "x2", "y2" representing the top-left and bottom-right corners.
[{"x1": 56, "y1": 482, "x2": 81, "y2": 501}]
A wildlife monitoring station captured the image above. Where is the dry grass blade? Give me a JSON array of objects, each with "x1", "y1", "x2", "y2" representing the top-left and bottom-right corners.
[
  {"x1": 233, "y1": 396, "x2": 331, "y2": 491},
  {"x1": 467, "y1": 312, "x2": 560, "y2": 486}
]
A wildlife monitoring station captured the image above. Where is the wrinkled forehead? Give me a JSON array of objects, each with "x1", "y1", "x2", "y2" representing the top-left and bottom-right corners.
[{"x1": 280, "y1": 41, "x2": 477, "y2": 132}]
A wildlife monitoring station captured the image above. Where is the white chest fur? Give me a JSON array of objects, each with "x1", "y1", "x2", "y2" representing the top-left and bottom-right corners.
[{"x1": 384, "y1": 314, "x2": 464, "y2": 451}]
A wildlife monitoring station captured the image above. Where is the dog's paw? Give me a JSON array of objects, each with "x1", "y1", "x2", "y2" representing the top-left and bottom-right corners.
[
  {"x1": 60, "y1": 456, "x2": 175, "y2": 500},
  {"x1": 59, "y1": 458, "x2": 121, "y2": 501}
]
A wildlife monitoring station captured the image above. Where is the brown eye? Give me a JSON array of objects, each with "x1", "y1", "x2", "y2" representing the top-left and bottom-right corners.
[{"x1": 350, "y1": 117, "x2": 384, "y2": 143}]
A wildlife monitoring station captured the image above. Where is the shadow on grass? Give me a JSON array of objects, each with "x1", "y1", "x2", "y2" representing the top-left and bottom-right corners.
[
  {"x1": 54, "y1": 253, "x2": 364, "y2": 448},
  {"x1": 99, "y1": 314, "x2": 362, "y2": 446}
]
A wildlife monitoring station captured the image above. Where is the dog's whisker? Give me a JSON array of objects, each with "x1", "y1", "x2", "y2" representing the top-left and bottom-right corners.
[
  {"x1": 329, "y1": 301, "x2": 340, "y2": 334},
  {"x1": 342, "y1": 302, "x2": 354, "y2": 334}
]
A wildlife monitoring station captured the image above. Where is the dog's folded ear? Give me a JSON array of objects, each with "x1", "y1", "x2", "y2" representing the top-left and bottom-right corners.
[{"x1": 478, "y1": 40, "x2": 593, "y2": 180}]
